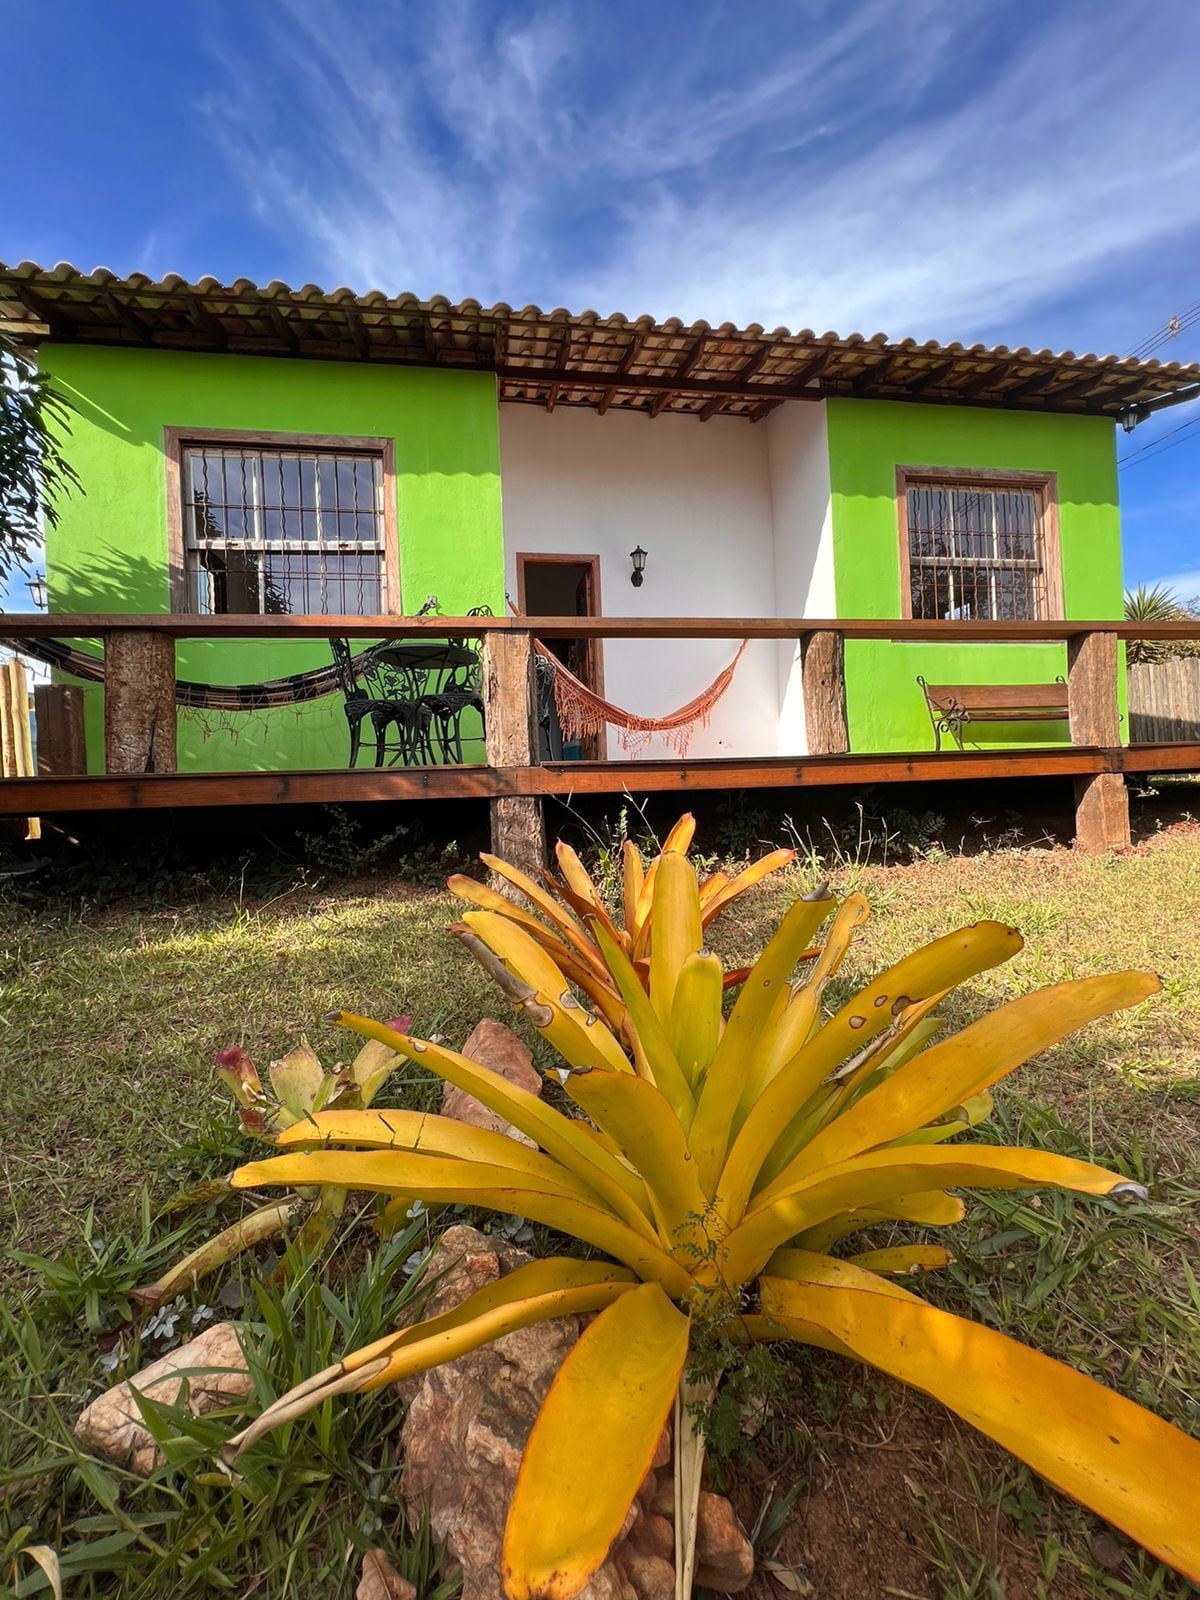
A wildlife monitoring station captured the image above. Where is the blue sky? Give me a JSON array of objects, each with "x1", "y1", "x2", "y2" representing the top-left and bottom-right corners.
[{"x1": 3, "y1": 0, "x2": 1199, "y2": 600}]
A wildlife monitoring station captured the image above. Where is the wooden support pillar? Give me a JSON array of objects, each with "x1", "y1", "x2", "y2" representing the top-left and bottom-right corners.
[
  {"x1": 35, "y1": 684, "x2": 87, "y2": 773},
  {"x1": 104, "y1": 630, "x2": 178, "y2": 774},
  {"x1": 1068, "y1": 629, "x2": 1129, "y2": 852},
  {"x1": 800, "y1": 629, "x2": 849, "y2": 755},
  {"x1": 483, "y1": 629, "x2": 545, "y2": 876}
]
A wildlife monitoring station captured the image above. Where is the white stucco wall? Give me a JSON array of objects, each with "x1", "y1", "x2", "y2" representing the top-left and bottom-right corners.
[
  {"x1": 500, "y1": 405, "x2": 781, "y2": 758},
  {"x1": 498, "y1": 400, "x2": 833, "y2": 760},
  {"x1": 767, "y1": 402, "x2": 835, "y2": 754}
]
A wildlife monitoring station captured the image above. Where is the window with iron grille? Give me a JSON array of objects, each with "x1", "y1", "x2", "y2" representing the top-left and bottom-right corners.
[
  {"x1": 899, "y1": 470, "x2": 1059, "y2": 622},
  {"x1": 180, "y1": 441, "x2": 389, "y2": 615}
]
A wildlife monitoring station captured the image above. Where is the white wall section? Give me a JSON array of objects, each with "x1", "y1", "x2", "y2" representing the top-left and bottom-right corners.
[
  {"x1": 767, "y1": 401, "x2": 835, "y2": 754},
  {"x1": 499, "y1": 400, "x2": 832, "y2": 759}
]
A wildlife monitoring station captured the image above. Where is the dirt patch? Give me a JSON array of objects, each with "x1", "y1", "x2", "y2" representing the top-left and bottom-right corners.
[{"x1": 723, "y1": 1365, "x2": 1098, "y2": 1600}]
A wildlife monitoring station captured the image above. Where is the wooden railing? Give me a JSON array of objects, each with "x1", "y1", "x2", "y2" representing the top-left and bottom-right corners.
[{"x1": 3, "y1": 612, "x2": 1200, "y2": 860}]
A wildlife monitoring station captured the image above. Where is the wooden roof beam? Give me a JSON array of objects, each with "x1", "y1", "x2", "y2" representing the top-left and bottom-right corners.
[
  {"x1": 185, "y1": 298, "x2": 228, "y2": 351},
  {"x1": 345, "y1": 308, "x2": 372, "y2": 360},
  {"x1": 851, "y1": 350, "x2": 908, "y2": 392},
  {"x1": 734, "y1": 342, "x2": 775, "y2": 383},
  {"x1": 649, "y1": 389, "x2": 675, "y2": 418},
  {"x1": 598, "y1": 387, "x2": 618, "y2": 415},
  {"x1": 901, "y1": 357, "x2": 959, "y2": 395},
  {"x1": 266, "y1": 304, "x2": 300, "y2": 353},
  {"x1": 998, "y1": 368, "x2": 1062, "y2": 401},
  {"x1": 749, "y1": 398, "x2": 784, "y2": 423},
  {"x1": 14, "y1": 284, "x2": 77, "y2": 340},
  {"x1": 494, "y1": 363, "x2": 824, "y2": 403},
  {"x1": 102, "y1": 292, "x2": 154, "y2": 345}
]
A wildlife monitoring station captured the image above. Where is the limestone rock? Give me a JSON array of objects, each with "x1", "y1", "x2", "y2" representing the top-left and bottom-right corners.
[
  {"x1": 441, "y1": 1020, "x2": 541, "y2": 1145},
  {"x1": 357, "y1": 1549, "x2": 416, "y2": 1600},
  {"x1": 74, "y1": 1322, "x2": 250, "y2": 1475}
]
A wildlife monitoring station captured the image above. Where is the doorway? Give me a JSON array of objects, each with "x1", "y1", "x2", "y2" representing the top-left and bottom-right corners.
[{"x1": 515, "y1": 553, "x2": 604, "y2": 760}]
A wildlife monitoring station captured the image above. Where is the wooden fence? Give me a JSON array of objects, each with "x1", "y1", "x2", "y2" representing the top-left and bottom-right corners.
[
  {"x1": 0, "y1": 655, "x2": 40, "y2": 841},
  {"x1": 1128, "y1": 658, "x2": 1200, "y2": 743}
]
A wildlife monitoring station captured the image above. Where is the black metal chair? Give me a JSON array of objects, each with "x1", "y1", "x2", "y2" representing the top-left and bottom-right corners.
[
  {"x1": 329, "y1": 639, "x2": 428, "y2": 768},
  {"x1": 419, "y1": 605, "x2": 490, "y2": 764}
]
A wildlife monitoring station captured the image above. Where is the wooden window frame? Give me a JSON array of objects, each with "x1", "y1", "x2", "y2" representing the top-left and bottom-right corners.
[
  {"x1": 164, "y1": 427, "x2": 399, "y2": 615},
  {"x1": 895, "y1": 465, "x2": 1063, "y2": 623}
]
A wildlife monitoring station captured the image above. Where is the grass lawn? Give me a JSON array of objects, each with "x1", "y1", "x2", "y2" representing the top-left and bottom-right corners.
[{"x1": 1, "y1": 806, "x2": 1198, "y2": 1599}]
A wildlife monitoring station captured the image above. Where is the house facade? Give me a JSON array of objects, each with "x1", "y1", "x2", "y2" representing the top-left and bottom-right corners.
[{"x1": 5, "y1": 264, "x2": 1190, "y2": 776}]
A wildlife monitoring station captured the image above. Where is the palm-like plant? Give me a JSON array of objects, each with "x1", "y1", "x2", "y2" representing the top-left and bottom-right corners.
[
  {"x1": 1124, "y1": 582, "x2": 1200, "y2": 664},
  {"x1": 221, "y1": 840, "x2": 1200, "y2": 1597}
]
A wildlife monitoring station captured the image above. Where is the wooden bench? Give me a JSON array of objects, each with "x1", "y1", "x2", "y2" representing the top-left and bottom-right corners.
[{"x1": 918, "y1": 676, "x2": 1068, "y2": 751}]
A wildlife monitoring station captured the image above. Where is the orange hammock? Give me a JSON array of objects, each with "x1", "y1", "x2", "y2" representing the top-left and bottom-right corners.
[{"x1": 534, "y1": 639, "x2": 748, "y2": 757}]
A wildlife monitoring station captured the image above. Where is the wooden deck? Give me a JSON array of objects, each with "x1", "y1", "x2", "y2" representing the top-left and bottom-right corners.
[
  {"x1": 2, "y1": 742, "x2": 1198, "y2": 817},
  {"x1": 5, "y1": 611, "x2": 1200, "y2": 862}
]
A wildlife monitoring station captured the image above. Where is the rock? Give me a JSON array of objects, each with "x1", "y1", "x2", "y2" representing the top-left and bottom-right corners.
[
  {"x1": 441, "y1": 1020, "x2": 541, "y2": 1145},
  {"x1": 400, "y1": 1226, "x2": 627, "y2": 1600},
  {"x1": 1090, "y1": 1531, "x2": 1127, "y2": 1573},
  {"x1": 621, "y1": 1550, "x2": 674, "y2": 1600},
  {"x1": 399, "y1": 1225, "x2": 755, "y2": 1600},
  {"x1": 74, "y1": 1322, "x2": 251, "y2": 1475},
  {"x1": 357, "y1": 1549, "x2": 416, "y2": 1600},
  {"x1": 694, "y1": 1490, "x2": 755, "y2": 1593},
  {"x1": 629, "y1": 1512, "x2": 674, "y2": 1564}
]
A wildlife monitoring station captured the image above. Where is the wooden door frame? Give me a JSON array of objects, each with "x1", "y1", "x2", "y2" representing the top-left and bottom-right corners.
[{"x1": 515, "y1": 552, "x2": 606, "y2": 757}]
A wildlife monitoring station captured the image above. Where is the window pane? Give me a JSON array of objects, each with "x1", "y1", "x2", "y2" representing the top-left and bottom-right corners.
[
  {"x1": 907, "y1": 481, "x2": 1044, "y2": 622},
  {"x1": 182, "y1": 442, "x2": 387, "y2": 614}
]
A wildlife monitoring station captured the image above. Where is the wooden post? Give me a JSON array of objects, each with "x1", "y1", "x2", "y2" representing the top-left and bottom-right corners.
[
  {"x1": 104, "y1": 630, "x2": 178, "y2": 774},
  {"x1": 1068, "y1": 628, "x2": 1129, "y2": 852},
  {"x1": 800, "y1": 629, "x2": 849, "y2": 755},
  {"x1": 35, "y1": 684, "x2": 87, "y2": 774},
  {"x1": 483, "y1": 629, "x2": 545, "y2": 876}
]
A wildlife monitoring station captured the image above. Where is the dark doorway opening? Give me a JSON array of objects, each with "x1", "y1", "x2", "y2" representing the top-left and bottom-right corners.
[{"x1": 515, "y1": 554, "x2": 604, "y2": 759}]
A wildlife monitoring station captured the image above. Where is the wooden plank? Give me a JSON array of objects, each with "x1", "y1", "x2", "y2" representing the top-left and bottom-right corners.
[
  {"x1": 800, "y1": 630, "x2": 849, "y2": 754},
  {"x1": 0, "y1": 765, "x2": 510, "y2": 815},
  {"x1": 4, "y1": 743, "x2": 1200, "y2": 819},
  {"x1": 482, "y1": 631, "x2": 545, "y2": 874},
  {"x1": 4, "y1": 613, "x2": 1200, "y2": 644},
  {"x1": 924, "y1": 684, "x2": 1068, "y2": 711},
  {"x1": 35, "y1": 684, "x2": 87, "y2": 773},
  {"x1": 104, "y1": 630, "x2": 178, "y2": 773},
  {"x1": 1068, "y1": 630, "x2": 1129, "y2": 851},
  {"x1": 534, "y1": 747, "x2": 1112, "y2": 794}
]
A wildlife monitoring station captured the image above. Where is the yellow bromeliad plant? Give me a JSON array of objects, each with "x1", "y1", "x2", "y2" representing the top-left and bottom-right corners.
[
  {"x1": 222, "y1": 835, "x2": 1200, "y2": 1597},
  {"x1": 446, "y1": 812, "x2": 795, "y2": 1025}
]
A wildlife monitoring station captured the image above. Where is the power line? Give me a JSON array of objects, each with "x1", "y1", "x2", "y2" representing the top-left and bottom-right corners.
[
  {"x1": 1119, "y1": 410, "x2": 1200, "y2": 465},
  {"x1": 1126, "y1": 300, "x2": 1200, "y2": 361},
  {"x1": 1119, "y1": 414, "x2": 1200, "y2": 470}
]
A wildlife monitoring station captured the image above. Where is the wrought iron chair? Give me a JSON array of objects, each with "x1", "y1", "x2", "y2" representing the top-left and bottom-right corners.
[
  {"x1": 419, "y1": 605, "x2": 490, "y2": 764},
  {"x1": 329, "y1": 639, "x2": 428, "y2": 768}
]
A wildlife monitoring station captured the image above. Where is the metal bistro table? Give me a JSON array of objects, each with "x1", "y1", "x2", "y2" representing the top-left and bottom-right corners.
[{"x1": 369, "y1": 638, "x2": 484, "y2": 765}]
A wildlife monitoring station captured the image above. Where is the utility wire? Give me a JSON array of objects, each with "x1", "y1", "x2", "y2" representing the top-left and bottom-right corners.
[
  {"x1": 1126, "y1": 301, "x2": 1200, "y2": 361},
  {"x1": 1119, "y1": 414, "x2": 1200, "y2": 470}
]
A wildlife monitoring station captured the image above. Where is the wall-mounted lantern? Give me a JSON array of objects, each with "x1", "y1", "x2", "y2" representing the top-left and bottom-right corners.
[
  {"x1": 630, "y1": 545, "x2": 647, "y2": 588},
  {"x1": 25, "y1": 574, "x2": 47, "y2": 610}
]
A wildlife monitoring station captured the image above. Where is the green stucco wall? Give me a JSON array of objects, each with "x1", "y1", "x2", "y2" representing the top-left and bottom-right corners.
[
  {"x1": 825, "y1": 398, "x2": 1124, "y2": 752},
  {"x1": 42, "y1": 346, "x2": 504, "y2": 772}
]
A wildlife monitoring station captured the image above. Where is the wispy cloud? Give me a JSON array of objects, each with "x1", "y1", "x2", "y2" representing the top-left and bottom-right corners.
[{"x1": 203, "y1": 0, "x2": 1200, "y2": 351}]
